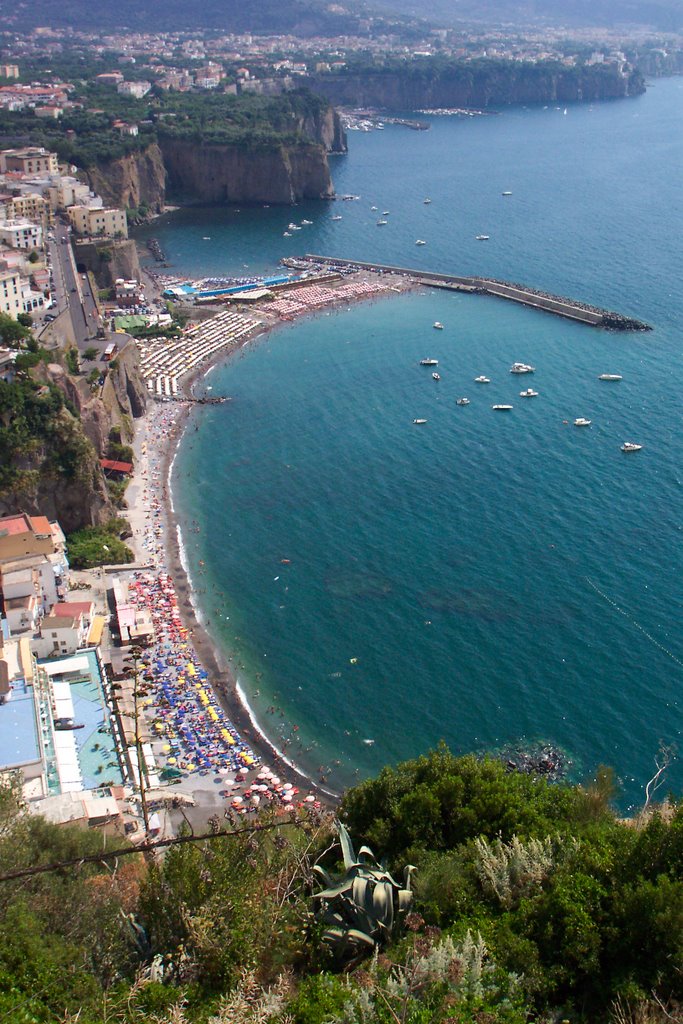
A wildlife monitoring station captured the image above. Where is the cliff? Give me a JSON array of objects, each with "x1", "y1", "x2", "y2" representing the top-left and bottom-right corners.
[
  {"x1": 74, "y1": 239, "x2": 142, "y2": 288},
  {"x1": 159, "y1": 139, "x2": 334, "y2": 204},
  {"x1": 304, "y1": 63, "x2": 646, "y2": 110},
  {"x1": 86, "y1": 143, "x2": 166, "y2": 214}
]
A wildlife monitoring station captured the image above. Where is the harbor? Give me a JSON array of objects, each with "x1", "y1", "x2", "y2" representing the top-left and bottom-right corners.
[{"x1": 295, "y1": 255, "x2": 652, "y2": 331}]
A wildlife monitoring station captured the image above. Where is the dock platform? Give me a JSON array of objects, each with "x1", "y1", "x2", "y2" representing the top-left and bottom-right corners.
[{"x1": 298, "y1": 255, "x2": 651, "y2": 331}]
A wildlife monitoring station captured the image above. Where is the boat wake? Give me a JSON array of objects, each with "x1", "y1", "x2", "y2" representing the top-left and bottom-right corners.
[{"x1": 585, "y1": 576, "x2": 683, "y2": 670}]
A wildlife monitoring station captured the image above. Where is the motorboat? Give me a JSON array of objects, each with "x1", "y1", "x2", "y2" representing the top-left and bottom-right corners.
[
  {"x1": 382, "y1": 211, "x2": 390, "y2": 216},
  {"x1": 456, "y1": 397, "x2": 470, "y2": 405},
  {"x1": 432, "y1": 372, "x2": 441, "y2": 381},
  {"x1": 520, "y1": 388, "x2": 538, "y2": 397},
  {"x1": 288, "y1": 223, "x2": 297, "y2": 229},
  {"x1": 415, "y1": 239, "x2": 427, "y2": 245},
  {"x1": 621, "y1": 442, "x2": 642, "y2": 452},
  {"x1": 413, "y1": 418, "x2": 428, "y2": 424},
  {"x1": 574, "y1": 418, "x2": 591, "y2": 426},
  {"x1": 331, "y1": 214, "x2": 342, "y2": 220},
  {"x1": 371, "y1": 206, "x2": 378, "y2": 211},
  {"x1": 377, "y1": 219, "x2": 388, "y2": 226},
  {"x1": 433, "y1": 322, "x2": 444, "y2": 330},
  {"x1": 502, "y1": 191, "x2": 513, "y2": 196},
  {"x1": 424, "y1": 198, "x2": 432, "y2": 204},
  {"x1": 420, "y1": 358, "x2": 438, "y2": 366},
  {"x1": 475, "y1": 234, "x2": 490, "y2": 240},
  {"x1": 474, "y1": 375, "x2": 490, "y2": 383},
  {"x1": 599, "y1": 373, "x2": 622, "y2": 381},
  {"x1": 283, "y1": 231, "x2": 292, "y2": 237},
  {"x1": 492, "y1": 404, "x2": 513, "y2": 411},
  {"x1": 510, "y1": 362, "x2": 535, "y2": 373},
  {"x1": 301, "y1": 219, "x2": 313, "y2": 224}
]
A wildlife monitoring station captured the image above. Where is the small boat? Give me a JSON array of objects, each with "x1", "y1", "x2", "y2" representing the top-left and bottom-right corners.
[
  {"x1": 474, "y1": 375, "x2": 490, "y2": 383},
  {"x1": 510, "y1": 362, "x2": 535, "y2": 374},
  {"x1": 476, "y1": 234, "x2": 490, "y2": 240},
  {"x1": 520, "y1": 388, "x2": 538, "y2": 397},
  {"x1": 599, "y1": 373, "x2": 623, "y2": 381},
  {"x1": 456, "y1": 397, "x2": 470, "y2": 405},
  {"x1": 382, "y1": 211, "x2": 390, "y2": 216},
  {"x1": 283, "y1": 231, "x2": 292, "y2": 237},
  {"x1": 621, "y1": 441, "x2": 642, "y2": 452},
  {"x1": 424, "y1": 198, "x2": 432, "y2": 204},
  {"x1": 433, "y1": 322, "x2": 444, "y2": 330},
  {"x1": 202, "y1": 236, "x2": 211, "y2": 240},
  {"x1": 291, "y1": 225, "x2": 302, "y2": 230},
  {"x1": 413, "y1": 418, "x2": 428, "y2": 425},
  {"x1": 415, "y1": 239, "x2": 427, "y2": 245},
  {"x1": 301, "y1": 219, "x2": 312, "y2": 224},
  {"x1": 371, "y1": 205, "x2": 378, "y2": 211},
  {"x1": 432, "y1": 372, "x2": 440, "y2": 381},
  {"x1": 492, "y1": 404, "x2": 513, "y2": 411},
  {"x1": 331, "y1": 214, "x2": 342, "y2": 220},
  {"x1": 377, "y1": 219, "x2": 388, "y2": 226},
  {"x1": 288, "y1": 222, "x2": 297, "y2": 229},
  {"x1": 420, "y1": 358, "x2": 438, "y2": 366},
  {"x1": 574, "y1": 417, "x2": 591, "y2": 426},
  {"x1": 502, "y1": 191, "x2": 513, "y2": 196}
]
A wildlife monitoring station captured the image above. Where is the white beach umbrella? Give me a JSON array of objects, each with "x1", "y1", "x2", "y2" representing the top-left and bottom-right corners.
[
  {"x1": 281, "y1": 792, "x2": 293, "y2": 802},
  {"x1": 282, "y1": 783, "x2": 294, "y2": 790},
  {"x1": 251, "y1": 794, "x2": 261, "y2": 805},
  {"x1": 304, "y1": 794, "x2": 316, "y2": 802}
]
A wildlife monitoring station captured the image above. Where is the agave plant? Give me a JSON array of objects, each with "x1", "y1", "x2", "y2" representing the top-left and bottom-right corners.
[{"x1": 312, "y1": 821, "x2": 415, "y2": 965}]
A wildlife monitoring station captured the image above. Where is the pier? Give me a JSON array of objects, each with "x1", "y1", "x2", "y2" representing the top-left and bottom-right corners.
[{"x1": 299, "y1": 255, "x2": 652, "y2": 331}]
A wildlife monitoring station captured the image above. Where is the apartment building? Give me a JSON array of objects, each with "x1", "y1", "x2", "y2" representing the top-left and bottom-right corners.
[
  {"x1": 116, "y1": 80, "x2": 151, "y2": 99},
  {"x1": 67, "y1": 205, "x2": 128, "y2": 239},
  {"x1": 0, "y1": 219, "x2": 43, "y2": 250},
  {"x1": 0, "y1": 147, "x2": 59, "y2": 175},
  {"x1": 0, "y1": 268, "x2": 22, "y2": 318}
]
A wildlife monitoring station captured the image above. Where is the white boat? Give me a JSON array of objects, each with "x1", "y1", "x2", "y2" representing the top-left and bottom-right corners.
[
  {"x1": 432, "y1": 372, "x2": 440, "y2": 381},
  {"x1": 283, "y1": 231, "x2": 292, "y2": 237},
  {"x1": 331, "y1": 214, "x2": 342, "y2": 220},
  {"x1": 456, "y1": 397, "x2": 470, "y2": 405},
  {"x1": 574, "y1": 417, "x2": 591, "y2": 426},
  {"x1": 413, "y1": 418, "x2": 428, "y2": 425},
  {"x1": 291, "y1": 225, "x2": 302, "y2": 230},
  {"x1": 433, "y1": 322, "x2": 444, "y2": 330},
  {"x1": 520, "y1": 388, "x2": 538, "y2": 397},
  {"x1": 476, "y1": 234, "x2": 490, "y2": 240},
  {"x1": 370, "y1": 205, "x2": 378, "y2": 211},
  {"x1": 415, "y1": 239, "x2": 427, "y2": 245},
  {"x1": 424, "y1": 198, "x2": 432, "y2": 204},
  {"x1": 502, "y1": 191, "x2": 513, "y2": 196},
  {"x1": 288, "y1": 222, "x2": 297, "y2": 229},
  {"x1": 301, "y1": 219, "x2": 312, "y2": 225},
  {"x1": 377, "y1": 219, "x2": 388, "y2": 226},
  {"x1": 474, "y1": 375, "x2": 490, "y2": 383},
  {"x1": 510, "y1": 362, "x2": 535, "y2": 374},
  {"x1": 599, "y1": 373, "x2": 622, "y2": 381},
  {"x1": 492, "y1": 404, "x2": 513, "y2": 411},
  {"x1": 621, "y1": 442, "x2": 642, "y2": 452},
  {"x1": 420, "y1": 358, "x2": 438, "y2": 366},
  {"x1": 382, "y1": 211, "x2": 390, "y2": 216}
]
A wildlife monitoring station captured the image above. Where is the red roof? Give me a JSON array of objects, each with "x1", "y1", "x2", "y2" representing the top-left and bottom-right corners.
[
  {"x1": 52, "y1": 601, "x2": 93, "y2": 618},
  {"x1": 100, "y1": 458, "x2": 133, "y2": 474}
]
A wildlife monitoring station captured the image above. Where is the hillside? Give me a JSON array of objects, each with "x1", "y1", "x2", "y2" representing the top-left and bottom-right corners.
[{"x1": 379, "y1": 0, "x2": 683, "y2": 31}]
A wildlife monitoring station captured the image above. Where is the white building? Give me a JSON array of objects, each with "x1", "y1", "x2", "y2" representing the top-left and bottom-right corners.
[
  {"x1": 0, "y1": 268, "x2": 22, "y2": 318},
  {"x1": 116, "y1": 80, "x2": 152, "y2": 99},
  {"x1": 0, "y1": 219, "x2": 43, "y2": 250}
]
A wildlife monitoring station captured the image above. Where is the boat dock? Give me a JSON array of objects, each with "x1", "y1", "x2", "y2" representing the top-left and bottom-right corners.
[{"x1": 298, "y1": 255, "x2": 652, "y2": 331}]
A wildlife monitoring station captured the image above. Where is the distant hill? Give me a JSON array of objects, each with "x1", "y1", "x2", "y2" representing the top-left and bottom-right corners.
[
  {"x1": 4, "y1": 0, "x2": 373, "y2": 36},
  {"x1": 379, "y1": 0, "x2": 683, "y2": 32}
]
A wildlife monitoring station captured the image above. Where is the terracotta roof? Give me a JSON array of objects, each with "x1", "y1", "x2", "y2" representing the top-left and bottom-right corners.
[
  {"x1": 52, "y1": 602, "x2": 92, "y2": 618},
  {"x1": 0, "y1": 513, "x2": 31, "y2": 536},
  {"x1": 100, "y1": 458, "x2": 133, "y2": 474}
]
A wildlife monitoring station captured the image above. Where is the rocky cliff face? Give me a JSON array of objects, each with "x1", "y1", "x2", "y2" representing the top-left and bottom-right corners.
[
  {"x1": 299, "y1": 105, "x2": 347, "y2": 154},
  {"x1": 160, "y1": 139, "x2": 334, "y2": 204},
  {"x1": 87, "y1": 144, "x2": 166, "y2": 213},
  {"x1": 74, "y1": 240, "x2": 142, "y2": 288},
  {"x1": 305, "y1": 65, "x2": 645, "y2": 110}
]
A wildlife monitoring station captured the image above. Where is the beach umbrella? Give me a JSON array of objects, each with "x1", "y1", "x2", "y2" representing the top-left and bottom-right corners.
[
  {"x1": 239, "y1": 766, "x2": 249, "y2": 775},
  {"x1": 167, "y1": 757, "x2": 177, "y2": 764},
  {"x1": 162, "y1": 744, "x2": 171, "y2": 752},
  {"x1": 304, "y1": 794, "x2": 316, "y2": 802},
  {"x1": 251, "y1": 794, "x2": 261, "y2": 805},
  {"x1": 282, "y1": 783, "x2": 293, "y2": 791},
  {"x1": 282, "y1": 792, "x2": 293, "y2": 802},
  {"x1": 232, "y1": 795, "x2": 244, "y2": 804},
  {"x1": 271, "y1": 776, "x2": 281, "y2": 785}
]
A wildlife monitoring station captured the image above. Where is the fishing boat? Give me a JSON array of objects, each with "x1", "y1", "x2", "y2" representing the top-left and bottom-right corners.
[
  {"x1": 574, "y1": 418, "x2": 591, "y2": 426},
  {"x1": 432, "y1": 372, "x2": 441, "y2": 381},
  {"x1": 474, "y1": 375, "x2": 490, "y2": 383},
  {"x1": 420, "y1": 358, "x2": 439, "y2": 366},
  {"x1": 621, "y1": 441, "x2": 642, "y2": 452},
  {"x1": 413, "y1": 418, "x2": 428, "y2": 425},
  {"x1": 599, "y1": 373, "x2": 622, "y2": 381},
  {"x1": 456, "y1": 397, "x2": 470, "y2": 405},
  {"x1": 433, "y1": 322, "x2": 444, "y2": 330},
  {"x1": 492, "y1": 404, "x2": 513, "y2": 411}
]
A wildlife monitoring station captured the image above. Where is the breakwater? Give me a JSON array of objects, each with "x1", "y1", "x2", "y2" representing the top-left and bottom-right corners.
[{"x1": 298, "y1": 255, "x2": 652, "y2": 331}]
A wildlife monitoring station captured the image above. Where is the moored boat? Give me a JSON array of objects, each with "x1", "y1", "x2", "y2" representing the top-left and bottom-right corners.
[
  {"x1": 474, "y1": 375, "x2": 490, "y2": 383},
  {"x1": 574, "y1": 417, "x2": 592, "y2": 426},
  {"x1": 520, "y1": 388, "x2": 538, "y2": 397},
  {"x1": 476, "y1": 234, "x2": 490, "y2": 240},
  {"x1": 492, "y1": 404, "x2": 513, "y2": 411},
  {"x1": 432, "y1": 372, "x2": 441, "y2": 381},
  {"x1": 456, "y1": 397, "x2": 470, "y2": 405},
  {"x1": 433, "y1": 322, "x2": 444, "y2": 330},
  {"x1": 621, "y1": 441, "x2": 642, "y2": 452},
  {"x1": 420, "y1": 358, "x2": 439, "y2": 366},
  {"x1": 413, "y1": 418, "x2": 428, "y2": 424},
  {"x1": 510, "y1": 362, "x2": 535, "y2": 374},
  {"x1": 599, "y1": 373, "x2": 622, "y2": 381}
]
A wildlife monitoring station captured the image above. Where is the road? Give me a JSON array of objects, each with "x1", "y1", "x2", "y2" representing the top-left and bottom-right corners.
[{"x1": 49, "y1": 224, "x2": 107, "y2": 356}]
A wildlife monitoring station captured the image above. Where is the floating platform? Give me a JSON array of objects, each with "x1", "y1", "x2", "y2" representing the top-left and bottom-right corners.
[{"x1": 298, "y1": 254, "x2": 652, "y2": 331}]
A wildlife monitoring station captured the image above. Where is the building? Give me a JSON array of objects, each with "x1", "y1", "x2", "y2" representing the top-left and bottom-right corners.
[
  {"x1": 116, "y1": 80, "x2": 151, "y2": 99},
  {"x1": 95, "y1": 72, "x2": 124, "y2": 86},
  {"x1": 0, "y1": 268, "x2": 22, "y2": 318},
  {"x1": 0, "y1": 147, "x2": 58, "y2": 175},
  {"x1": 0, "y1": 65, "x2": 20, "y2": 80},
  {"x1": 114, "y1": 277, "x2": 144, "y2": 307},
  {"x1": 0, "y1": 513, "x2": 69, "y2": 626},
  {"x1": 67, "y1": 205, "x2": 128, "y2": 239},
  {"x1": 33, "y1": 601, "x2": 94, "y2": 658},
  {"x1": 0, "y1": 219, "x2": 43, "y2": 250}
]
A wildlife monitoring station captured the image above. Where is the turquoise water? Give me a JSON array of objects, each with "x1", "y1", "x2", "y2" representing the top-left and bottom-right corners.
[{"x1": 161, "y1": 79, "x2": 683, "y2": 808}]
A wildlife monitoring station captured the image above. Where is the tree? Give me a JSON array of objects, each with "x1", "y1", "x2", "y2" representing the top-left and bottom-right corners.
[
  {"x1": 83, "y1": 346, "x2": 99, "y2": 361},
  {"x1": 27, "y1": 250, "x2": 40, "y2": 264},
  {"x1": 0, "y1": 312, "x2": 30, "y2": 348},
  {"x1": 16, "y1": 312, "x2": 33, "y2": 328}
]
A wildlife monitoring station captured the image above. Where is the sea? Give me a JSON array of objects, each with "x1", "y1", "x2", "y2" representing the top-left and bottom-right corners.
[{"x1": 135, "y1": 78, "x2": 683, "y2": 809}]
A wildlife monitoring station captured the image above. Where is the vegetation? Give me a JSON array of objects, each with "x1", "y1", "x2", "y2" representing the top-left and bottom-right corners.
[
  {"x1": 0, "y1": 748, "x2": 681, "y2": 1023},
  {"x1": 66, "y1": 517, "x2": 134, "y2": 568}
]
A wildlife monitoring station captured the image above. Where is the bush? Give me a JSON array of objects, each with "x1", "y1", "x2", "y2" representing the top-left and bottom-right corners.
[{"x1": 66, "y1": 519, "x2": 134, "y2": 568}]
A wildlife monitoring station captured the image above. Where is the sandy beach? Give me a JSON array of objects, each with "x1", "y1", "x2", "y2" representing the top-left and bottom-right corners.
[{"x1": 122, "y1": 269, "x2": 417, "y2": 817}]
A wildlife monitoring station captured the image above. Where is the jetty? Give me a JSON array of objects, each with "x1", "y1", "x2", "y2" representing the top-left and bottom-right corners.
[{"x1": 298, "y1": 255, "x2": 652, "y2": 331}]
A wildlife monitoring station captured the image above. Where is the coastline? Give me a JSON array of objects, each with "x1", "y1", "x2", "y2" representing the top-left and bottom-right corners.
[{"x1": 127, "y1": 271, "x2": 417, "y2": 809}]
